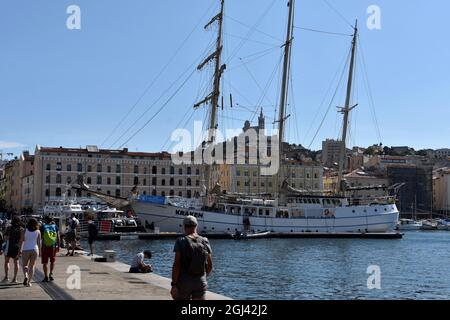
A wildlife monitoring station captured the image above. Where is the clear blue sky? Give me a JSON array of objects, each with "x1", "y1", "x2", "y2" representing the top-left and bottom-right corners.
[{"x1": 1, "y1": 0, "x2": 449, "y2": 159}]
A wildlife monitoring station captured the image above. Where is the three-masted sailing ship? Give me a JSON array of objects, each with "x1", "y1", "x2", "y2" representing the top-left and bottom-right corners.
[{"x1": 121, "y1": 0, "x2": 400, "y2": 234}]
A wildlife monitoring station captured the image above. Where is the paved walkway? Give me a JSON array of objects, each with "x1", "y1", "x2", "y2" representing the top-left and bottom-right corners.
[{"x1": 0, "y1": 251, "x2": 229, "y2": 300}]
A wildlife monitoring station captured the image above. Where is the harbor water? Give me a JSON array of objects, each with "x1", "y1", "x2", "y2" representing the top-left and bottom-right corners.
[{"x1": 82, "y1": 231, "x2": 450, "y2": 300}]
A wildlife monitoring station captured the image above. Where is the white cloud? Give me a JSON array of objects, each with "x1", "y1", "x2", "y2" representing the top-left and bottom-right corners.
[{"x1": 0, "y1": 141, "x2": 26, "y2": 149}]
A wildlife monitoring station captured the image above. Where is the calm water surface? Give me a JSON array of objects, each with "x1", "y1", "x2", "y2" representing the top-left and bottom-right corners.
[{"x1": 82, "y1": 231, "x2": 450, "y2": 300}]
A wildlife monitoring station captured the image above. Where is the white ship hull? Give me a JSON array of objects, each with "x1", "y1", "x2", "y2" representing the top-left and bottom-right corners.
[{"x1": 132, "y1": 201, "x2": 399, "y2": 234}]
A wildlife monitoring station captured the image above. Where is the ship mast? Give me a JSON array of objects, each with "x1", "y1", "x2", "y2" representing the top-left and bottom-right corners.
[
  {"x1": 276, "y1": 0, "x2": 295, "y2": 193},
  {"x1": 194, "y1": 0, "x2": 226, "y2": 200},
  {"x1": 337, "y1": 20, "x2": 358, "y2": 194}
]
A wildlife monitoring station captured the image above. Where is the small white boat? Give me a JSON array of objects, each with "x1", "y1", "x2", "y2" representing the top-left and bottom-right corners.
[
  {"x1": 420, "y1": 219, "x2": 438, "y2": 230},
  {"x1": 396, "y1": 219, "x2": 422, "y2": 231},
  {"x1": 436, "y1": 219, "x2": 450, "y2": 231},
  {"x1": 233, "y1": 230, "x2": 271, "y2": 240}
]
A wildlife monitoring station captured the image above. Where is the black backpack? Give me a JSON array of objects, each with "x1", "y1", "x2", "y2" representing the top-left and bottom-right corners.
[{"x1": 185, "y1": 236, "x2": 209, "y2": 276}]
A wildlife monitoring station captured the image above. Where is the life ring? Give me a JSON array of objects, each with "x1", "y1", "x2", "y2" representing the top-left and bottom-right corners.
[{"x1": 324, "y1": 209, "x2": 334, "y2": 217}]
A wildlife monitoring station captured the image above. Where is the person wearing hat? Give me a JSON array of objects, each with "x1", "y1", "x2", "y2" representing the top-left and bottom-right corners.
[{"x1": 170, "y1": 215, "x2": 213, "y2": 300}]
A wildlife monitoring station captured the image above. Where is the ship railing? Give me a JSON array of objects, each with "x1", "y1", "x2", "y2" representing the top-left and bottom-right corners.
[{"x1": 347, "y1": 196, "x2": 396, "y2": 206}]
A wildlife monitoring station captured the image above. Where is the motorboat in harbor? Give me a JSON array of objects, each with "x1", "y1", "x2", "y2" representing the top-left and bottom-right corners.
[
  {"x1": 396, "y1": 218, "x2": 422, "y2": 231},
  {"x1": 420, "y1": 219, "x2": 438, "y2": 231}
]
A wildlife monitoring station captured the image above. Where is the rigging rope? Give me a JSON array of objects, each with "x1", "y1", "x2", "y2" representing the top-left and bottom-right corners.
[{"x1": 294, "y1": 26, "x2": 352, "y2": 37}]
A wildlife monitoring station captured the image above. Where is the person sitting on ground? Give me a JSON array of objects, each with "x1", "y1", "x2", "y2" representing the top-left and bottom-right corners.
[{"x1": 129, "y1": 250, "x2": 153, "y2": 273}]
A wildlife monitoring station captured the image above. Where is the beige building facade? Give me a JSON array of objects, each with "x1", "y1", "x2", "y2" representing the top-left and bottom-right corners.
[
  {"x1": 433, "y1": 168, "x2": 450, "y2": 212},
  {"x1": 33, "y1": 145, "x2": 204, "y2": 210}
]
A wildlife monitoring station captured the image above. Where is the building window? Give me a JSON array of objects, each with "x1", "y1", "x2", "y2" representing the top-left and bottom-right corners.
[
  {"x1": 196, "y1": 168, "x2": 200, "y2": 175},
  {"x1": 253, "y1": 171, "x2": 257, "y2": 177},
  {"x1": 143, "y1": 178, "x2": 147, "y2": 186},
  {"x1": 67, "y1": 164, "x2": 72, "y2": 172},
  {"x1": 152, "y1": 189, "x2": 156, "y2": 196},
  {"x1": 107, "y1": 177, "x2": 111, "y2": 185},
  {"x1": 97, "y1": 176, "x2": 102, "y2": 185},
  {"x1": 107, "y1": 166, "x2": 111, "y2": 173},
  {"x1": 187, "y1": 167, "x2": 191, "y2": 175},
  {"x1": 244, "y1": 171, "x2": 249, "y2": 177},
  {"x1": 170, "y1": 166, "x2": 174, "y2": 175},
  {"x1": 46, "y1": 163, "x2": 51, "y2": 171},
  {"x1": 196, "y1": 180, "x2": 199, "y2": 186},
  {"x1": 253, "y1": 181, "x2": 256, "y2": 187},
  {"x1": 116, "y1": 176, "x2": 121, "y2": 185},
  {"x1": 87, "y1": 165, "x2": 92, "y2": 172},
  {"x1": 306, "y1": 173, "x2": 310, "y2": 179},
  {"x1": 97, "y1": 164, "x2": 102, "y2": 173},
  {"x1": 245, "y1": 181, "x2": 249, "y2": 186},
  {"x1": 237, "y1": 181, "x2": 241, "y2": 186},
  {"x1": 87, "y1": 177, "x2": 92, "y2": 184},
  {"x1": 187, "y1": 178, "x2": 191, "y2": 186},
  {"x1": 178, "y1": 168, "x2": 183, "y2": 175},
  {"x1": 56, "y1": 188, "x2": 62, "y2": 197},
  {"x1": 77, "y1": 163, "x2": 82, "y2": 172},
  {"x1": 134, "y1": 165, "x2": 139, "y2": 174},
  {"x1": 186, "y1": 190, "x2": 192, "y2": 198},
  {"x1": 56, "y1": 162, "x2": 62, "y2": 171},
  {"x1": 67, "y1": 176, "x2": 72, "y2": 184},
  {"x1": 170, "y1": 178, "x2": 174, "y2": 186},
  {"x1": 261, "y1": 182, "x2": 265, "y2": 187},
  {"x1": 161, "y1": 179, "x2": 166, "y2": 186},
  {"x1": 107, "y1": 190, "x2": 111, "y2": 195},
  {"x1": 116, "y1": 164, "x2": 121, "y2": 173},
  {"x1": 178, "y1": 191, "x2": 183, "y2": 197},
  {"x1": 237, "y1": 170, "x2": 240, "y2": 176},
  {"x1": 46, "y1": 175, "x2": 50, "y2": 183},
  {"x1": 134, "y1": 176, "x2": 139, "y2": 185},
  {"x1": 269, "y1": 182, "x2": 272, "y2": 187},
  {"x1": 56, "y1": 174, "x2": 62, "y2": 184},
  {"x1": 115, "y1": 189, "x2": 121, "y2": 197},
  {"x1": 314, "y1": 173, "x2": 318, "y2": 179},
  {"x1": 170, "y1": 190, "x2": 174, "y2": 196},
  {"x1": 152, "y1": 166, "x2": 157, "y2": 174},
  {"x1": 179, "y1": 179, "x2": 183, "y2": 186},
  {"x1": 152, "y1": 177, "x2": 156, "y2": 186},
  {"x1": 161, "y1": 168, "x2": 166, "y2": 175},
  {"x1": 144, "y1": 167, "x2": 147, "y2": 174},
  {"x1": 45, "y1": 189, "x2": 50, "y2": 197}
]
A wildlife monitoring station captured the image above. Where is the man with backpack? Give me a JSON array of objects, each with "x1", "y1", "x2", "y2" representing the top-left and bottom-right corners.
[
  {"x1": 171, "y1": 215, "x2": 213, "y2": 300},
  {"x1": 40, "y1": 216, "x2": 60, "y2": 282}
]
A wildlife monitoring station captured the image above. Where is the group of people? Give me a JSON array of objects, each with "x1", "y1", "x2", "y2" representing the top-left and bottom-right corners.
[
  {"x1": 129, "y1": 215, "x2": 213, "y2": 300},
  {"x1": 0, "y1": 212, "x2": 98, "y2": 287},
  {"x1": 0, "y1": 216, "x2": 59, "y2": 286}
]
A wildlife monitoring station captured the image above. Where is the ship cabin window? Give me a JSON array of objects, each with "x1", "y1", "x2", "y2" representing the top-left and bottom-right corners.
[
  {"x1": 266, "y1": 209, "x2": 270, "y2": 216},
  {"x1": 259, "y1": 209, "x2": 263, "y2": 215},
  {"x1": 307, "y1": 199, "x2": 312, "y2": 204},
  {"x1": 276, "y1": 210, "x2": 289, "y2": 218}
]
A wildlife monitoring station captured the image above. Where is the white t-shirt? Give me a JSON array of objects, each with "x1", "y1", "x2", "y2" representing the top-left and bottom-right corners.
[{"x1": 131, "y1": 252, "x2": 144, "y2": 268}]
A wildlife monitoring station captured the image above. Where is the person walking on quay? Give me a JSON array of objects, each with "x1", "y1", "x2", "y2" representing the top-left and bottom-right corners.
[
  {"x1": 87, "y1": 215, "x2": 98, "y2": 256},
  {"x1": 20, "y1": 218, "x2": 41, "y2": 287},
  {"x1": 171, "y1": 216, "x2": 213, "y2": 300},
  {"x1": 40, "y1": 216, "x2": 59, "y2": 282},
  {"x1": 2, "y1": 216, "x2": 24, "y2": 283},
  {"x1": 65, "y1": 213, "x2": 79, "y2": 256},
  {"x1": 129, "y1": 250, "x2": 152, "y2": 273}
]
